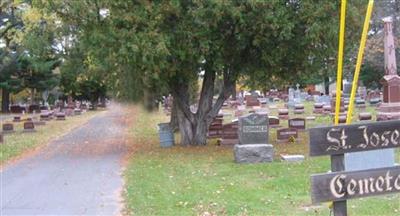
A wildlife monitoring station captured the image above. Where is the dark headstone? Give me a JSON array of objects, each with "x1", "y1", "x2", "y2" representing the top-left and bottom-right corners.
[
  {"x1": 207, "y1": 118, "x2": 223, "y2": 139},
  {"x1": 0, "y1": 133, "x2": 3, "y2": 143},
  {"x1": 13, "y1": 116, "x2": 21, "y2": 122},
  {"x1": 277, "y1": 128, "x2": 298, "y2": 143},
  {"x1": 359, "y1": 112, "x2": 372, "y2": 121},
  {"x1": 40, "y1": 113, "x2": 50, "y2": 121},
  {"x1": 56, "y1": 112, "x2": 66, "y2": 120},
  {"x1": 221, "y1": 121, "x2": 239, "y2": 145},
  {"x1": 268, "y1": 116, "x2": 280, "y2": 128},
  {"x1": 74, "y1": 108, "x2": 82, "y2": 115},
  {"x1": 278, "y1": 109, "x2": 289, "y2": 119},
  {"x1": 2, "y1": 123, "x2": 14, "y2": 133},
  {"x1": 288, "y1": 118, "x2": 306, "y2": 130},
  {"x1": 238, "y1": 113, "x2": 268, "y2": 144},
  {"x1": 10, "y1": 105, "x2": 24, "y2": 114},
  {"x1": 23, "y1": 121, "x2": 36, "y2": 132},
  {"x1": 28, "y1": 104, "x2": 40, "y2": 113}
]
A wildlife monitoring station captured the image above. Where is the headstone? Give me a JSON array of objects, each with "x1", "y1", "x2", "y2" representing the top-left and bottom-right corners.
[
  {"x1": 10, "y1": 105, "x2": 24, "y2": 113},
  {"x1": 56, "y1": 112, "x2": 66, "y2": 120},
  {"x1": 13, "y1": 116, "x2": 21, "y2": 122},
  {"x1": 333, "y1": 115, "x2": 347, "y2": 124},
  {"x1": 207, "y1": 117, "x2": 223, "y2": 139},
  {"x1": 40, "y1": 113, "x2": 50, "y2": 121},
  {"x1": 238, "y1": 113, "x2": 268, "y2": 144},
  {"x1": 276, "y1": 128, "x2": 298, "y2": 143},
  {"x1": 74, "y1": 108, "x2": 82, "y2": 115},
  {"x1": 221, "y1": 121, "x2": 239, "y2": 145},
  {"x1": 358, "y1": 112, "x2": 372, "y2": 121},
  {"x1": 293, "y1": 103, "x2": 304, "y2": 114},
  {"x1": 288, "y1": 118, "x2": 306, "y2": 131},
  {"x1": 377, "y1": 17, "x2": 400, "y2": 121},
  {"x1": 313, "y1": 103, "x2": 324, "y2": 114},
  {"x1": 28, "y1": 104, "x2": 40, "y2": 113},
  {"x1": 23, "y1": 121, "x2": 36, "y2": 132},
  {"x1": 234, "y1": 144, "x2": 274, "y2": 163},
  {"x1": 280, "y1": 154, "x2": 304, "y2": 162},
  {"x1": 268, "y1": 116, "x2": 280, "y2": 128},
  {"x1": 322, "y1": 105, "x2": 331, "y2": 114},
  {"x1": 2, "y1": 123, "x2": 14, "y2": 133},
  {"x1": 278, "y1": 108, "x2": 289, "y2": 119},
  {"x1": 0, "y1": 133, "x2": 3, "y2": 143}
]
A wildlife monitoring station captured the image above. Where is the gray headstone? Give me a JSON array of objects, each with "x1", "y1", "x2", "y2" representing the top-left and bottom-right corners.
[
  {"x1": 234, "y1": 144, "x2": 274, "y2": 163},
  {"x1": 238, "y1": 113, "x2": 268, "y2": 144}
]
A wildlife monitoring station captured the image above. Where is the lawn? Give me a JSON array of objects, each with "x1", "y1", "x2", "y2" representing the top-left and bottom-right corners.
[
  {"x1": 124, "y1": 103, "x2": 400, "y2": 216},
  {"x1": 0, "y1": 110, "x2": 103, "y2": 165}
]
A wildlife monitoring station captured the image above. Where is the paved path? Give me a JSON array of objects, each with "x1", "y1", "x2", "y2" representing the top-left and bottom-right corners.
[{"x1": 1, "y1": 105, "x2": 128, "y2": 215}]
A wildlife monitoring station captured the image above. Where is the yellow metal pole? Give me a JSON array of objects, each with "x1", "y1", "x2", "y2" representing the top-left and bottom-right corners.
[
  {"x1": 334, "y1": 0, "x2": 347, "y2": 125},
  {"x1": 346, "y1": 0, "x2": 374, "y2": 124}
]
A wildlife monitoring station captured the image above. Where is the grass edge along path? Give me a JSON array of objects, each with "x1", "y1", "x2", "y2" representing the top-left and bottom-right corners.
[
  {"x1": 0, "y1": 110, "x2": 105, "y2": 167},
  {"x1": 124, "y1": 105, "x2": 399, "y2": 216}
]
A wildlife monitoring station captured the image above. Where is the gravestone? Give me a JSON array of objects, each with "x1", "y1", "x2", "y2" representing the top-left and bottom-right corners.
[
  {"x1": 2, "y1": 123, "x2": 14, "y2": 133},
  {"x1": 40, "y1": 113, "x2": 50, "y2": 121},
  {"x1": 293, "y1": 103, "x2": 304, "y2": 114},
  {"x1": 288, "y1": 118, "x2": 306, "y2": 131},
  {"x1": 0, "y1": 133, "x2": 3, "y2": 143},
  {"x1": 207, "y1": 117, "x2": 223, "y2": 139},
  {"x1": 221, "y1": 121, "x2": 239, "y2": 145},
  {"x1": 268, "y1": 116, "x2": 280, "y2": 128},
  {"x1": 377, "y1": 17, "x2": 400, "y2": 121},
  {"x1": 358, "y1": 112, "x2": 372, "y2": 121},
  {"x1": 277, "y1": 128, "x2": 298, "y2": 143},
  {"x1": 56, "y1": 112, "x2": 66, "y2": 120},
  {"x1": 238, "y1": 113, "x2": 268, "y2": 144},
  {"x1": 74, "y1": 108, "x2": 82, "y2": 115},
  {"x1": 234, "y1": 144, "x2": 274, "y2": 163},
  {"x1": 13, "y1": 116, "x2": 21, "y2": 122},
  {"x1": 313, "y1": 103, "x2": 324, "y2": 114},
  {"x1": 278, "y1": 108, "x2": 289, "y2": 119},
  {"x1": 10, "y1": 105, "x2": 24, "y2": 113},
  {"x1": 23, "y1": 121, "x2": 36, "y2": 132}
]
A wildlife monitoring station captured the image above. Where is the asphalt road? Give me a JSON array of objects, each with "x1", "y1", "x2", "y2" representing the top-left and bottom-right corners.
[{"x1": 1, "y1": 105, "x2": 128, "y2": 215}]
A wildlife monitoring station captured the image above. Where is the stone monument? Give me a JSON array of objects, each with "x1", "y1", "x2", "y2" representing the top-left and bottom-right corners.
[{"x1": 377, "y1": 17, "x2": 400, "y2": 121}]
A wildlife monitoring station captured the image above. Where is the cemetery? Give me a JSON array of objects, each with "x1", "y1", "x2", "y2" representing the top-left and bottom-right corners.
[{"x1": 1, "y1": 0, "x2": 400, "y2": 216}]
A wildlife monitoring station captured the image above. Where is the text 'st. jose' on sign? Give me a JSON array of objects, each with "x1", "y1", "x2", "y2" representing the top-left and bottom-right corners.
[{"x1": 309, "y1": 120, "x2": 400, "y2": 157}]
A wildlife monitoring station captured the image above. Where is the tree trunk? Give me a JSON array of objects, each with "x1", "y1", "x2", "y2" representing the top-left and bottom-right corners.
[
  {"x1": 170, "y1": 101, "x2": 179, "y2": 132},
  {"x1": 171, "y1": 67, "x2": 236, "y2": 146},
  {"x1": 1, "y1": 89, "x2": 10, "y2": 113},
  {"x1": 324, "y1": 76, "x2": 330, "y2": 95}
]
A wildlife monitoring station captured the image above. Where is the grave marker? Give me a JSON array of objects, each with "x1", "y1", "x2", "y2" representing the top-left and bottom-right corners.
[
  {"x1": 2, "y1": 123, "x2": 14, "y2": 133},
  {"x1": 276, "y1": 128, "x2": 298, "y2": 143},
  {"x1": 238, "y1": 113, "x2": 268, "y2": 144},
  {"x1": 288, "y1": 118, "x2": 306, "y2": 131},
  {"x1": 23, "y1": 121, "x2": 36, "y2": 132}
]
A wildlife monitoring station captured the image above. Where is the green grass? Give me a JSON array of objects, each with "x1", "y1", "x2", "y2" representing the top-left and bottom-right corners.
[
  {"x1": 0, "y1": 110, "x2": 102, "y2": 164},
  {"x1": 124, "y1": 104, "x2": 400, "y2": 216}
]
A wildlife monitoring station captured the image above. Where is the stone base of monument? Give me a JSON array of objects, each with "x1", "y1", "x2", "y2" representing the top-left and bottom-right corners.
[
  {"x1": 234, "y1": 144, "x2": 274, "y2": 164},
  {"x1": 376, "y1": 102, "x2": 400, "y2": 120}
]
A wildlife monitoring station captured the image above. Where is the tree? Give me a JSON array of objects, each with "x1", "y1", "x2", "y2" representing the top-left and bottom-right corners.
[{"x1": 38, "y1": 0, "x2": 368, "y2": 145}]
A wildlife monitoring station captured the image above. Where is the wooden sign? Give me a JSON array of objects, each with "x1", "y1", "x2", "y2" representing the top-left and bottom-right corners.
[
  {"x1": 311, "y1": 166, "x2": 400, "y2": 203},
  {"x1": 309, "y1": 120, "x2": 400, "y2": 156}
]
